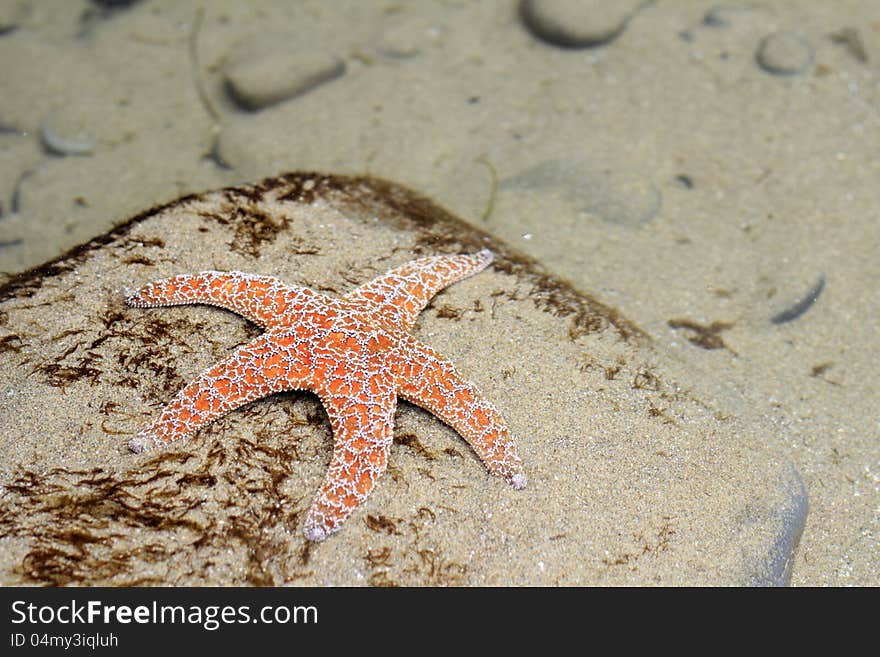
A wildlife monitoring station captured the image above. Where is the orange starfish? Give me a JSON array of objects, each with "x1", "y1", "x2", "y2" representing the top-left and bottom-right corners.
[{"x1": 126, "y1": 249, "x2": 526, "y2": 541}]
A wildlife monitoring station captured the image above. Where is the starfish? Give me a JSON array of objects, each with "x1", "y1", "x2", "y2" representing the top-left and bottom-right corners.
[{"x1": 126, "y1": 249, "x2": 526, "y2": 541}]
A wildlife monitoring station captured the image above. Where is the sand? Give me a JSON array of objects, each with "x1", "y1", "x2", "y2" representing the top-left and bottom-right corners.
[{"x1": 0, "y1": 0, "x2": 877, "y2": 585}]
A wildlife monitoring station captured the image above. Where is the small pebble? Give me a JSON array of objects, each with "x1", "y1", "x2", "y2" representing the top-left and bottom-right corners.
[
  {"x1": 702, "y1": 4, "x2": 746, "y2": 28},
  {"x1": 519, "y1": 0, "x2": 646, "y2": 49},
  {"x1": 90, "y1": 0, "x2": 144, "y2": 7},
  {"x1": 674, "y1": 174, "x2": 694, "y2": 189},
  {"x1": 40, "y1": 111, "x2": 96, "y2": 156},
  {"x1": 0, "y1": 2, "x2": 24, "y2": 35},
  {"x1": 224, "y1": 49, "x2": 346, "y2": 111},
  {"x1": 830, "y1": 28, "x2": 868, "y2": 64},
  {"x1": 755, "y1": 31, "x2": 814, "y2": 76}
]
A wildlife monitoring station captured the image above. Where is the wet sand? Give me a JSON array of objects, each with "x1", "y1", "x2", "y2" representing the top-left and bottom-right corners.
[{"x1": 1, "y1": 0, "x2": 877, "y2": 585}]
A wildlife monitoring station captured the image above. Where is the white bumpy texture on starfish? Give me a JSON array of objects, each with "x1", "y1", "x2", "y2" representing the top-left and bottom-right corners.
[{"x1": 127, "y1": 249, "x2": 526, "y2": 541}]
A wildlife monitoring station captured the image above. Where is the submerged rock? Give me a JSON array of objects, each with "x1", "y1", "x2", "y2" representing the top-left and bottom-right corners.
[
  {"x1": 756, "y1": 31, "x2": 814, "y2": 76},
  {"x1": 224, "y1": 49, "x2": 346, "y2": 111},
  {"x1": 519, "y1": 0, "x2": 650, "y2": 49},
  {"x1": 0, "y1": 173, "x2": 804, "y2": 585},
  {"x1": 40, "y1": 111, "x2": 96, "y2": 156}
]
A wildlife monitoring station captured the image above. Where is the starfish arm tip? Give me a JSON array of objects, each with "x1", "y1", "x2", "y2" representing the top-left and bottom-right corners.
[
  {"x1": 303, "y1": 523, "x2": 329, "y2": 542},
  {"x1": 128, "y1": 433, "x2": 156, "y2": 453},
  {"x1": 125, "y1": 289, "x2": 153, "y2": 308},
  {"x1": 510, "y1": 472, "x2": 527, "y2": 490}
]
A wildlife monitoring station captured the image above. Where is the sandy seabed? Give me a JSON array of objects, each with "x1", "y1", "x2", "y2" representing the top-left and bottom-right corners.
[{"x1": 0, "y1": 0, "x2": 878, "y2": 586}]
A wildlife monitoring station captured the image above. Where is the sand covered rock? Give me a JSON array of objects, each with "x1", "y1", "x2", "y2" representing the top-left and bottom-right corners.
[
  {"x1": 0, "y1": 173, "x2": 804, "y2": 585},
  {"x1": 224, "y1": 48, "x2": 346, "y2": 111}
]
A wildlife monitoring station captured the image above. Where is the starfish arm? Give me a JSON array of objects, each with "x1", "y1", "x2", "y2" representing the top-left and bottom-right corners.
[
  {"x1": 127, "y1": 271, "x2": 308, "y2": 329},
  {"x1": 347, "y1": 249, "x2": 494, "y2": 331},
  {"x1": 129, "y1": 329, "x2": 316, "y2": 452},
  {"x1": 303, "y1": 382, "x2": 397, "y2": 542},
  {"x1": 395, "y1": 336, "x2": 526, "y2": 489}
]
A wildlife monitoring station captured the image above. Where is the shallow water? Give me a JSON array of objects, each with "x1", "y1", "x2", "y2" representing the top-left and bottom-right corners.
[{"x1": 1, "y1": 0, "x2": 877, "y2": 585}]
